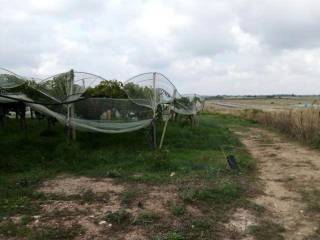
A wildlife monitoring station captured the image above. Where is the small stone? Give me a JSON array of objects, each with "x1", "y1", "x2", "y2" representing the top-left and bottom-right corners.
[
  {"x1": 89, "y1": 215, "x2": 95, "y2": 218},
  {"x1": 99, "y1": 220, "x2": 107, "y2": 225},
  {"x1": 33, "y1": 215, "x2": 40, "y2": 219},
  {"x1": 34, "y1": 219, "x2": 39, "y2": 224},
  {"x1": 170, "y1": 172, "x2": 175, "y2": 177},
  {"x1": 108, "y1": 223, "x2": 112, "y2": 227}
]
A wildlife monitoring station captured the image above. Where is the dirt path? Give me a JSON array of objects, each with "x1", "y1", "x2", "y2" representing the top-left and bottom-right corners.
[{"x1": 235, "y1": 127, "x2": 320, "y2": 239}]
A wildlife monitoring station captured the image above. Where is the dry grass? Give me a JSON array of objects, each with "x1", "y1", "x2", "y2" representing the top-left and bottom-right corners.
[{"x1": 241, "y1": 108, "x2": 320, "y2": 147}]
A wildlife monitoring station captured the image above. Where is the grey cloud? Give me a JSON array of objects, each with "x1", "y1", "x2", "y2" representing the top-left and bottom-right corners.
[
  {"x1": 237, "y1": 1, "x2": 320, "y2": 50},
  {"x1": 1, "y1": 0, "x2": 320, "y2": 94}
]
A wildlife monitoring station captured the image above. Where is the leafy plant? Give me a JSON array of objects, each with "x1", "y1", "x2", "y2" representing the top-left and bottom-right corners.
[{"x1": 84, "y1": 80, "x2": 127, "y2": 98}]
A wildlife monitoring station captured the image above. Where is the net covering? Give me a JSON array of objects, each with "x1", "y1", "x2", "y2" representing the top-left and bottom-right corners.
[
  {"x1": 0, "y1": 69, "x2": 204, "y2": 133},
  {"x1": 0, "y1": 68, "x2": 26, "y2": 89},
  {"x1": 124, "y1": 72, "x2": 177, "y2": 112},
  {"x1": 173, "y1": 93, "x2": 205, "y2": 115}
]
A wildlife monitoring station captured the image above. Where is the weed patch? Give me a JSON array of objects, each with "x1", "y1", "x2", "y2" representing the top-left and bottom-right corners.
[
  {"x1": 132, "y1": 210, "x2": 160, "y2": 225},
  {"x1": 105, "y1": 209, "x2": 130, "y2": 224},
  {"x1": 154, "y1": 232, "x2": 185, "y2": 240},
  {"x1": 170, "y1": 202, "x2": 186, "y2": 217}
]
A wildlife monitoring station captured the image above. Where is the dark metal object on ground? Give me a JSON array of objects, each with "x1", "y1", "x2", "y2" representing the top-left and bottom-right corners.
[
  {"x1": 226, "y1": 155, "x2": 239, "y2": 170},
  {"x1": 220, "y1": 146, "x2": 239, "y2": 170}
]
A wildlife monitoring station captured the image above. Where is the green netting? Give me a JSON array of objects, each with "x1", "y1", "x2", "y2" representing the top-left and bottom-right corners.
[
  {"x1": 0, "y1": 68, "x2": 26, "y2": 89},
  {"x1": 173, "y1": 93, "x2": 205, "y2": 115},
  {"x1": 124, "y1": 72, "x2": 177, "y2": 112},
  {"x1": 0, "y1": 69, "x2": 205, "y2": 133}
]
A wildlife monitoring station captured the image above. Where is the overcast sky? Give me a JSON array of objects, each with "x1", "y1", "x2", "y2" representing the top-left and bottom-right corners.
[{"x1": 1, "y1": 0, "x2": 320, "y2": 95}]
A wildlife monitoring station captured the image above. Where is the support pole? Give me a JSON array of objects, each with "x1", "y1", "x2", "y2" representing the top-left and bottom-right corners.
[
  {"x1": 152, "y1": 119, "x2": 157, "y2": 149},
  {"x1": 159, "y1": 117, "x2": 168, "y2": 149},
  {"x1": 0, "y1": 105, "x2": 4, "y2": 127},
  {"x1": 67, "y1": 69, "x2": 76, "y2": 142},
  {"x1": 152, "y1": 72, "x2": 157, "y2": 149},
  {"x1": 67, "y1": 104, "x2": 71, "y2": 143},
  {"x1": 18, "y1": 102, "x2": 27, "y2": 138},
  {"x1": 159, "y1": 89, "x2": 176, "y2": 149},
  {"x1": 71, "y1": 104, "x2": 76, "y2": 140},
  {"x1": 153, "y1": 72, "x2": 157, "y2": 111}
]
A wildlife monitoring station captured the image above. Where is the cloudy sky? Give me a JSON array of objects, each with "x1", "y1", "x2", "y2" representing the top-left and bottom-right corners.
[{"x1": 1, "y1": 0, "x2": 320, "y2": 95}]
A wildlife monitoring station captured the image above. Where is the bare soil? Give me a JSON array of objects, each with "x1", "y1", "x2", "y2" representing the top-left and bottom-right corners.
[
  {"x1": 38, "y1": 175, "x2": 125, "y2": 195},
  {"x1": 31, "y1": 176, "x2": 181, "y2": 239},
  {"x1": 234, "y1": 127, "x2": 320, "y2": 239}
]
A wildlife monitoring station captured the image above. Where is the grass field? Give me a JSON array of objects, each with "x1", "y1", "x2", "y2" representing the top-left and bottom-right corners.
[{"x1": 0, "y1": 113, "x2": 257, "y2": 239}]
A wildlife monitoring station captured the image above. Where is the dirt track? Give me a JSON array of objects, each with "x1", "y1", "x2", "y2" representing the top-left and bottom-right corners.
[{"x1": 236, "y1": 127, "x2": 320, "y2": 239}]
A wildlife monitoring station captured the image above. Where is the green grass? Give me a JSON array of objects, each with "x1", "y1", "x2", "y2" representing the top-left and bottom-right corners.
[
  {"x1": 0, "y1": 113, "x2": 256, "y2": 239},
  {"x1": 120, "y1": 189, "x2": 138, "y2": 205},
  {"x1": 154, "y1": 232, "x2": 185, "y2": 240},
  {"x1": 170, "y1": 202, "x2": 186, "y2": 217},
  {"x1": 28, "y1": 224, "x2": 84, "y2": 240},
  {"x1": 105, "y1": 208, "x2": 130, "y2": 224},
  {"x1": 193, "y1": 181, "x2": 242, "y2": 204},
  {"x1": 0, "y1": 219, "x2": 83, "y2": 240},
  {"x1": 132, "y1": 210, "x2": 160, "y2": 225},
  {"x1": 0, "y1": 219, "x2": 29, "y2": 237}
]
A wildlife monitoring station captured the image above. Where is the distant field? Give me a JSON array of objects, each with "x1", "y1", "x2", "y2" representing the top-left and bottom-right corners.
[{"x1": 206, "y1": 96, "x2": 320, "y2": 112}]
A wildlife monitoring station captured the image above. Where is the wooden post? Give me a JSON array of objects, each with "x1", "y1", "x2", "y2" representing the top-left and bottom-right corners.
[
  {"x1": 153, "y1": 72, "x2": 157, "y2": 114},
  {"x1": 152, "y1": 72, "x2": 157, "y2": 149},
  {"x1": 67, "y1": 103, "x2": 70, "y2": 143},
  {"x1": 159, "y1": 89, "x2": 176, "y2": 149},
  {"x1": 18, "y1": 102, "x2": 27, "y2": 138},
  {"x1": 0, "y1": 105, "x2": 4, "y2": 127},
  {"x1": 67, "y1": 70, "x2": 76, "y2": 141},
  {"x1": 159, "y1": 117, "x2": 168, "y2": 149},
  {"x1": 71, "y1": 70, "x2": 76, "y2": 141},
  {"x1": 71, "y1": 105, "x2": 76, "y2": 140}
]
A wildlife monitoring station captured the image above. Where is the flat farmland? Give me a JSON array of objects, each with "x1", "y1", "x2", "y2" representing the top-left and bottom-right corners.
[{"x1": 206, "y1": 96, "x2": 320, "y2": 112}]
